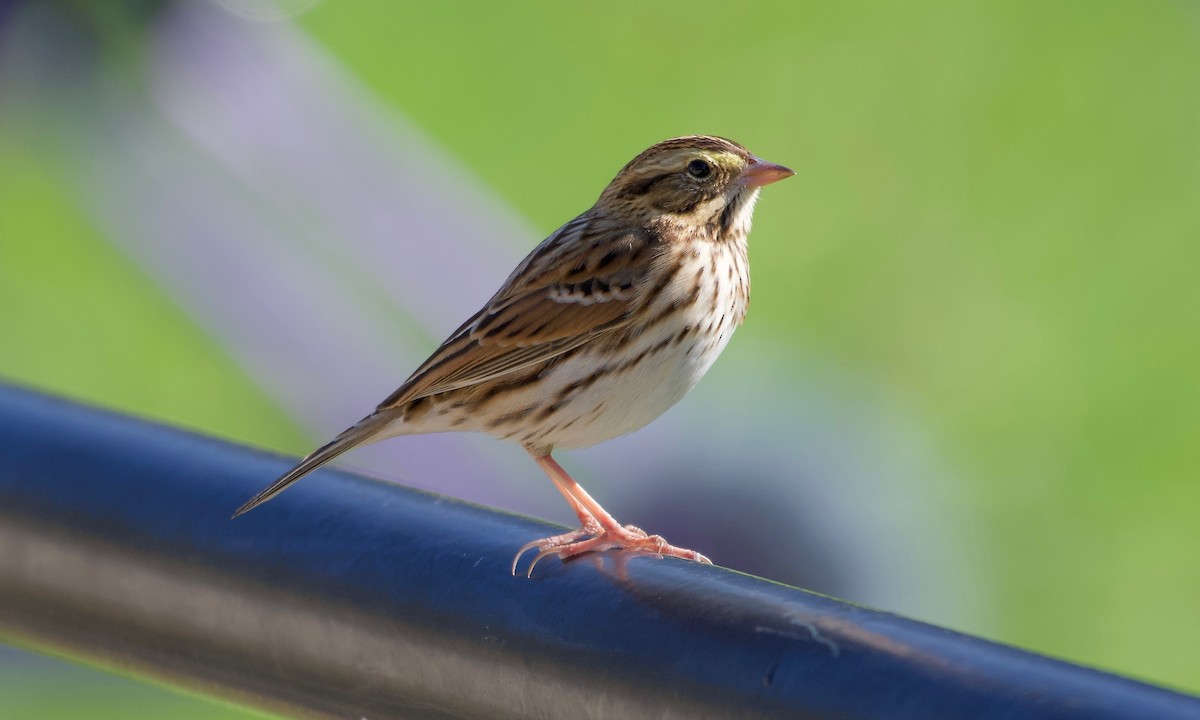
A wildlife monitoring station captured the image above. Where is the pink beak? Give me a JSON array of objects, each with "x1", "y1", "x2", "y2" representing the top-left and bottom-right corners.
[{"x1": 738, "y1": 156, "x2": 795, "y2": 188}]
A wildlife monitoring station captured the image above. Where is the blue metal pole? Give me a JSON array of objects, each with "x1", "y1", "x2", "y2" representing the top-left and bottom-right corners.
[{"x1": 0, "y1": 383, "x2": 1196, "y2": 719}]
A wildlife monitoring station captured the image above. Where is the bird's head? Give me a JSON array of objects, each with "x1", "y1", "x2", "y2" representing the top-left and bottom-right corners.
[{"x1": 597, "y1": 135, "x2": 793, "y2": 239}]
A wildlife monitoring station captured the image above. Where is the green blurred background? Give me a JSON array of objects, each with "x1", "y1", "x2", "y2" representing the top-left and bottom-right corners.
[{"x1": 2, "y1": 0, "x2": 1198, "y2": 716}]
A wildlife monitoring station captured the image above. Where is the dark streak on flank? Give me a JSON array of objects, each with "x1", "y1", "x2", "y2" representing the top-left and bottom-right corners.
[
  {"x1": 488, "y1": 405, "x2": 538, "y2": 430},
  {"x1": 535, "y1": 399, "x2": 568, "y2": 422},
  {"x1": 474, "y1": 369, "x2": 544, "y2": 403},
  {"x1": 636, "y1": 304, "x2": 677, "y2": 337},
  {"x1": 608, "y1": 335, "x2": 676, "y2": 377},
  {"x1": 555, "y1": 367, "x2": 609, "y2": 402}
]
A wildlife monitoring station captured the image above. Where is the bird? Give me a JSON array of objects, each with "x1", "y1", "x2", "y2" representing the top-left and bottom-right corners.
[{"x1": 233, "y1": 135, "x2": 793, "y2": 576}]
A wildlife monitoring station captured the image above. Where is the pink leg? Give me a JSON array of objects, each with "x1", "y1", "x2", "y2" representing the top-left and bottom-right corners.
[
  {"x1": 509, "y1": 463, "x2": 600, "y2": 575},
  {"x1": 535, "y1": 455, "x2": 631, "y2": 535},
  {"x1": 511, "y1": 453, "x2": 712, "y2": 577},
  {"x1": 542, "y1": 455, "x2": 604, "y2": 531}
]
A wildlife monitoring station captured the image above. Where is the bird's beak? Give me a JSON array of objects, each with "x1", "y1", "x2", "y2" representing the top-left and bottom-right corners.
[{"x1": 738, "y1": 157, "x2": 795, "y2": 188}]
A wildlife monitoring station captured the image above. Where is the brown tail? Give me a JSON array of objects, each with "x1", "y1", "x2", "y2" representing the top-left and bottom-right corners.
[{"x1": 231, "y1": 412, "x2": 397, "y2": 518}]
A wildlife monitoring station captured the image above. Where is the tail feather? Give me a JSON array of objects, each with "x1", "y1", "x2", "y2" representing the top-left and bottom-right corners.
[{"x1": 232, "y1": 412, "x2": 396, "y2": 518}]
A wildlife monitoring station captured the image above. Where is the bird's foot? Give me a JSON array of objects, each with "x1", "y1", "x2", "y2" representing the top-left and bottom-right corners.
[
  {"x1": 512, "y1": 522, "x2": 711, "y2": 578},
  {"x1": 510, "y1": 522, "x2": 600, "y2": 575}
]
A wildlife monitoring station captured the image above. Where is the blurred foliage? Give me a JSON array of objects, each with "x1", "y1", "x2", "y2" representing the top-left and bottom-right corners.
[
  {"x1": 1, "y1": 0, "x2": 1197, "y2": 715},
  {"x1": 0, "y1": 133, "x2": 303, "y2": 447}
]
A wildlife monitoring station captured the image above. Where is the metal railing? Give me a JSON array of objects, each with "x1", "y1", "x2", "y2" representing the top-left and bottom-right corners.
[{"x1": 0, "y1": 383, "x2": 1196, "y2": 719}]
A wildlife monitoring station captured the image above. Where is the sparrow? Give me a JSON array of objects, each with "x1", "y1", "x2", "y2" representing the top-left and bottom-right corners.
[{"x1": 234, "y1": 135, "x2": 793, "y2": 576}]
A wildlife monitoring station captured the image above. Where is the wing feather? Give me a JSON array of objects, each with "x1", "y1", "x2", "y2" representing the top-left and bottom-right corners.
[{"x1": 377, "y1": 215, "x2": 657, "y2": 410}]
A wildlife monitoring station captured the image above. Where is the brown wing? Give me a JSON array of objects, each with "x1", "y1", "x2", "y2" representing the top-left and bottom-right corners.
[{"x1": 377, "y1": 214, "x2": 658, "y2": 410}]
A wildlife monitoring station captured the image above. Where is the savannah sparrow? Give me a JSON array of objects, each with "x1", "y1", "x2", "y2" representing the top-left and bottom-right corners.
[{"x1": 234, "y1": 135, "x2": 793, "y2": 576}]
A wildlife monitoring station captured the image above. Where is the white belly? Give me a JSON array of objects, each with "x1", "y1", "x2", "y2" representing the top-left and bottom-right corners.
[
  {"x1": 538, "y1": 313, "x2": 737, "y2": 450},
  {"x1": 487, "y1": 240, "x2": 748, "y2": 452}
]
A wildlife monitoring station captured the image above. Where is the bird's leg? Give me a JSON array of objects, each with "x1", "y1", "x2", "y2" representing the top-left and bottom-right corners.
[
  {"x1": 543, "y1": 455, "x2": 605, "y2": 533},
  {"x1": 511, "y1": 454, "x2": 603, "y2": 575},
  {"x1": 512, "y1": 453, "x2": 712, "y2": 577},
  {"x1": 534, "y1": 454, "x2": 639, "y2": 537}
]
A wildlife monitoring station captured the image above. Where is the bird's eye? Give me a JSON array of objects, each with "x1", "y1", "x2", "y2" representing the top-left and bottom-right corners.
[{"x1": 687, "y1": 159, "x2": 712, "y2": 179}]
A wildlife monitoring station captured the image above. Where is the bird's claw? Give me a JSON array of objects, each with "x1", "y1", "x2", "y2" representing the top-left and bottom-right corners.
[
  {"x1": 511, "y1": 526, "x2": 711, "y2": 577},
  {"x1": 511, "y1": 526, "x2": 596, "y2": 576}
]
